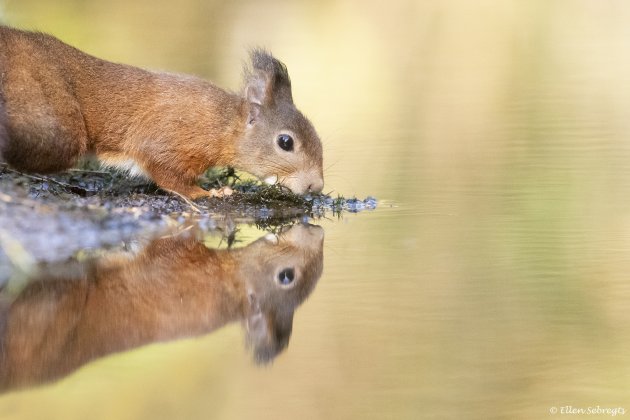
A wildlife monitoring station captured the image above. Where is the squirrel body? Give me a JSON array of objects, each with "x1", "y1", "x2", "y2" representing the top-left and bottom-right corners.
[{"x1": 0, "y1": 26, "x2": 324, "y2": 197}]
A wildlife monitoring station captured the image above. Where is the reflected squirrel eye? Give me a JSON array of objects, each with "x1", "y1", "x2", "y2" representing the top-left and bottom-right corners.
[
  {"x1": 277, "y1": 268, "x2": 295, "y2": 285},
  {"x1": 277, "y1": 134, "x2": 294, "y2": 152}
]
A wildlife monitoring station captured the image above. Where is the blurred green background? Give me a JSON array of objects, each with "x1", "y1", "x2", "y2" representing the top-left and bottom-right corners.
[{"x1": 2, "y1": 0, "x2": 630, "y2": 419}]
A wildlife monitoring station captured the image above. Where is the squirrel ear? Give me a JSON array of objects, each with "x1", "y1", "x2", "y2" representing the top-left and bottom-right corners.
[
  {"x1": 244, "y1": 290, "x2": 293, "y2": 364},
  {"x1": 246, "y1": 100, "x2": 261, "y2": 126},
  {"x1": 245, "y1": 72, "x2": 267, "y2": 106},
  {"x1": 247, "y1": 94, "x2": 261, "y2": 127},
  {"x1": 244, "y1": 49, "x2": 293, "y2": 106}
]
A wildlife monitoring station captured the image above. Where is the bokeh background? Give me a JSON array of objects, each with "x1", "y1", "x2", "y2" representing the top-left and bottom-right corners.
[{"x1": 2, "y1": 1, "x2": 630, "y2": 419}]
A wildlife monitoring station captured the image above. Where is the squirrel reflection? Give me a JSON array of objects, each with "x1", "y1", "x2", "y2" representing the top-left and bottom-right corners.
[{"x1": 0, "y1": 223, "x2": 324, "y2": 391}]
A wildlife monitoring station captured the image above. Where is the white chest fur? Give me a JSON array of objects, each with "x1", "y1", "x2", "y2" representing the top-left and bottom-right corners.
[{"x1": 100, "y1": 156, "x2": 148, "y2": 178}]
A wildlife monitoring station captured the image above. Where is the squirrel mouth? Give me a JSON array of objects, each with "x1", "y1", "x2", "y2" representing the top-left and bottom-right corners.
[{"x1": 264, "y1": 175, "x2": 278, "y2": 185}]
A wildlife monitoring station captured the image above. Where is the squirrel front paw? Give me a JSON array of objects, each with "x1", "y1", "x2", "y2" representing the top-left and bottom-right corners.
[
  {"x1": 207, "y1": 186, "x2": 234, "y2": 198},
  {"x1": 164, "y1": 185, "x2": 233, "y2": 200}
]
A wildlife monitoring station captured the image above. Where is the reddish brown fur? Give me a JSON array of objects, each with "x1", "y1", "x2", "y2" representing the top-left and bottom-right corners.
[
  {"x1": 0, "y1": 100, "x2": 6, "y2": 163},
  {"x1": 0, "y1": 224, "x2": 324, "y2": 390},
  {"x1": 0, "y1": 26, "x2": 324, "y2": 198}
]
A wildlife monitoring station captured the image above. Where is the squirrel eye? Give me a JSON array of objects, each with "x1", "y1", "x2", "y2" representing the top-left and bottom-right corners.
[
  {"x1": 277, "y1": 268, "x2": 295, "y2": 285},
  {"x1": 277, "y1": 134, "x2": 294, "y2": 152}
]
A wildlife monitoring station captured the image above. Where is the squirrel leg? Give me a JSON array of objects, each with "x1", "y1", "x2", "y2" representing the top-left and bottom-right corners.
[
  {"x1": 166, "y1": 186, "x2": 233, "y2": 215},
  {"x1": 146, "y1": 165, "x2": 233, "y2": 200},
  {"x1": 166, "y1": 185, "x2": 216, "y2": 200}
]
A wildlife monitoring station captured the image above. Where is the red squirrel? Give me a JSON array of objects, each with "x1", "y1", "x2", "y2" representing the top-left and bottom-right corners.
[{"x1": 0, "y1": 26, "x2": 324, "y2": 198}]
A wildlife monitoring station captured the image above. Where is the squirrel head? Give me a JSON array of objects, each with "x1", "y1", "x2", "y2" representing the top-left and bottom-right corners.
[
  {"x1": 242, "y1": 223, "x2": 324, "y2": 363},
  {"x1": 236, "y1": 49, "x2": 324, "y2": 195}
]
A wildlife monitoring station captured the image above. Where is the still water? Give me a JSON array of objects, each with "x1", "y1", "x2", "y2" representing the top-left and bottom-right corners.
[{"x1": 2, "y1": 1, "x2": 630, "y2": 419}]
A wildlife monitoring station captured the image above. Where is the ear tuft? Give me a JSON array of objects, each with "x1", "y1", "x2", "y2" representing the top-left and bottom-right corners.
[
  {"x1": 250, "y1": 48, "x2": 291, "y2": 88},
  {"x1": 243, "y1": 48, "x2": 293, "y2": 106}
]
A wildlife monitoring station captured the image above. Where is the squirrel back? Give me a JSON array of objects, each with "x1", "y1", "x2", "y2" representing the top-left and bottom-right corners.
[{"x1": 0, "y1": 26, "x2": 324, "y2": 198}]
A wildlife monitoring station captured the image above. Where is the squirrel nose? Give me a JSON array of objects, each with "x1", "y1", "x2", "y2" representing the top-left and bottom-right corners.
[{"x1": 308, "y1": 178, "x2": 324, "y2": 193}]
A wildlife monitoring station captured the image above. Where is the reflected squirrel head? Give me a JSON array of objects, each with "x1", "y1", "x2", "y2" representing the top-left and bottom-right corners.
[
  {"x1": 242, "y1": 223, "x2": 324, "y2": 363},
  {"x1": 236, "y1": 49, "x2": 324, "y2": 195}
]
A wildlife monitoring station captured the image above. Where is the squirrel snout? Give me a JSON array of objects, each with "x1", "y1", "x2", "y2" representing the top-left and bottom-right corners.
[
  {"x1": 308, "y1": 178, "x2": 324, "y2": 194},
  {"x1": 280, "y1": 172, "x2": 324, "y2": 195}
]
